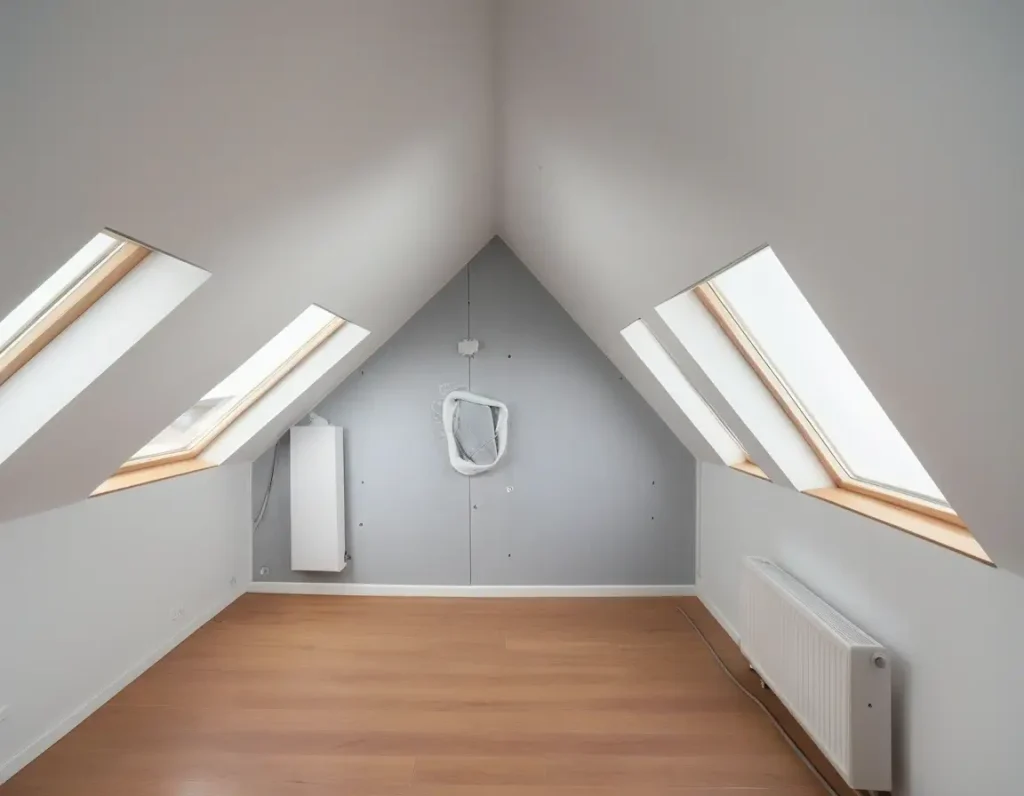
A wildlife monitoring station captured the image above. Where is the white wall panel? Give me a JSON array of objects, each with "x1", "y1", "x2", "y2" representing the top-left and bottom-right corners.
[
  {"x1": 289, "y1": 426, "x2": 346, "y2": 572},
  {"x1": 0, "y1": 464, "x2": 251, "y2": 782}
]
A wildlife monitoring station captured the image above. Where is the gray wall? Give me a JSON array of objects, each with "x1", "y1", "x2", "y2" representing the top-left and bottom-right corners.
[{"x1": 253, "y1": 239, "x2": 696, "y2": 585}]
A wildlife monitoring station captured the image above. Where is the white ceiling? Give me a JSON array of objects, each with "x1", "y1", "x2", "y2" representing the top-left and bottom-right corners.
[
  {"x1": 0, "y1": 0, "x2": 496, "y2": 515},
  {"x1": 2, "y1": 1, "x2": 1023, "y2": 572},
  {"x1": 497, "y1": 1, "x2": 1024, "y2": 572}
]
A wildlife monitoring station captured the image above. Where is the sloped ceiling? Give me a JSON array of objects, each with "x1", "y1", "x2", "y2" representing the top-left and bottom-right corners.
[
  {"x1": 0, "y1": 0, "x2": 495, "y2": 515},
  {"x1": 3, "y1": 1, "x2": 1023, "y2": 574},
  {"x1": 497, "y1": 1, "x2": 1024, "y2": 572}
]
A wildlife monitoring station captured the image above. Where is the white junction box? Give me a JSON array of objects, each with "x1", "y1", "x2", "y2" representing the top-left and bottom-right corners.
[{"x1": 290, "y1": 425, "x2": 346, "y2": 572}]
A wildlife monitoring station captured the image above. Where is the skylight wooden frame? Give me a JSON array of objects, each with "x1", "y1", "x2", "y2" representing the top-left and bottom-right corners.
[
  {"x1": 118, "y1": 315, "x2": 346, "y2": 474},
  {"x1": 0, "y1": 239, "x2": 150, "y2": 390},
  {"x1": 732, "y1": 458, "x2": 770, "y2": 481},
  {"x1": 693, "y1": 282, "x2": 964, "y2": 527}
]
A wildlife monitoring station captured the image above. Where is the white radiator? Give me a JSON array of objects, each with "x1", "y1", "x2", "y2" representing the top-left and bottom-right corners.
[{"x1": 741, "y1": 557, "x2": 891, "y2": 791}]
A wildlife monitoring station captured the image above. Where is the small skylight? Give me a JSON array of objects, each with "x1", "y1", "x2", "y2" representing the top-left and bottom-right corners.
[
  {"x1": 0, "y1": 232, "x2": 150, "y2": 387},
  {"x1": 698, "y1": 245, "x2": 948, "y2": 510},
  {"x1": 125, "y1": 305, "x2": 345, "y2": 468},
  {"x1": 621, "y1": 319, "x2": 746, "y2": 466}
]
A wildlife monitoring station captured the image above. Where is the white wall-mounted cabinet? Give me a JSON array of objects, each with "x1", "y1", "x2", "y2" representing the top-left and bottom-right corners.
[{"x1": 290, "y1": 425, "x2": 346, "y2": 572}]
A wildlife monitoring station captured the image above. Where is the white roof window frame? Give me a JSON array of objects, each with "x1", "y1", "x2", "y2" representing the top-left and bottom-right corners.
[
  {"x1": 654, "y1": 288, "x2": 824, "y2": 490},
  {"x1": 694, "y1": 247, "x2": 955, "y2": 523},
  {"x1": 0, "y1": 232, "x2": 150, "y2": 389},
  {"x1": 686, "y1": 244, "x2": 988, "y2": 564},
  {"x1": 621, "y1": 319, "x2": 767, "y2": 478},
  {"x1": 118, "y1": 306, "x2": 346, "y2": 475},
  {"x1": 93, "y1": 308, "x2": 371, "y2": 498}
]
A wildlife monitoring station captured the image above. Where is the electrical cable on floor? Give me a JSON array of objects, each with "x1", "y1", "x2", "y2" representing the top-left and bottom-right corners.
[{"x1": 675, "y1": 605, "x2": 847, "y2": 796}]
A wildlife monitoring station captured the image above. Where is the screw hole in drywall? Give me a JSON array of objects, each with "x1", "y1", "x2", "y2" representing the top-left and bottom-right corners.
[
  {"x1": 358, "y1": 522, "x2": 363, "y2": 527},
  {"x1": 507, "y1": 354, "x2": 512, "y2": 358},
  {"x1": 259, "y1": 566, "x2": 270, "y2": 576},
  {"x1": 651, "y1": 516, "x2": 655, "y2": 520},
  {"x1": 473, "y1": 504, "x2": 478, "y2": 510}
]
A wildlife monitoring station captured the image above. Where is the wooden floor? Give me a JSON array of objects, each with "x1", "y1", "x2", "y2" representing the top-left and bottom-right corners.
[{"x1": 3, "y1": 596, "x2": 825, "y2": 795}]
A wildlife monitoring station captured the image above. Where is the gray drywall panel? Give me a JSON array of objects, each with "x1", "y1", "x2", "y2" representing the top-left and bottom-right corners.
[
  {"x1": 251, "y1": 237, "x2": 696, "y2": 586},
  {"x1": 466, "y1": 242, "x2": 695, "y2": 585},
  {"x1": 252, "y1": 269, "x2": 471, "y2": 584}
]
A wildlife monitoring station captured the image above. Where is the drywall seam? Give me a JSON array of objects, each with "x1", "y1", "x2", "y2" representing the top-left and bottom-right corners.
[
  {"x1": 248, "y1": 582, "x2": 696, "y2": 597},
  {"x1": 253, "y1": 242, "x2": 696, "y2": 587},
  {"x1": 0, "y1": 585, "x2": 244, "y2": 784}
]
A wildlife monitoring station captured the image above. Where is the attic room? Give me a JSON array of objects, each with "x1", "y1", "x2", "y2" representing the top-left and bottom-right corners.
[{"x1": 0, "y1": 2, "x2": 1020, "y2": 795}]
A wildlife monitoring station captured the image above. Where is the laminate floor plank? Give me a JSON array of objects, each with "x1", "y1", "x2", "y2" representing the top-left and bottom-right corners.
[{"x1": 2, "y1": 595, "x2": 825, "y2": 795}]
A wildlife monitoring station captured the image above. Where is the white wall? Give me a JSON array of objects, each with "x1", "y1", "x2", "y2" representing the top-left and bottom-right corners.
[
  {"x1": 498, "y1": 1, "x2": 1024, "y2": 573},
  {"x1": 0, "y1": 0, "x2": 495, "y2": 517},
  {"x1": 0, "y1": 252, "x2": 210, "y2": 522},
  {"x1": 698, "y1": 463, "x2": 1024, "y2": 796},
  {"x1": 0, "y1": 464, "x2": 252, "y2": 782}
]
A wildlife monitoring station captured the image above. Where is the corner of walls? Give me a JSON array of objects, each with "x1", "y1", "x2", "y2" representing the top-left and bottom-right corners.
[
  {"x1": 0, "y1": 463, "x2": 252, "y2": 783},
  {"x1": 0, "y1": 583, "x2": 242, "y2": 784},
  {"x1": 695, "y1": 461, "x2": 1024, "y2": 796},
  {"x1": 252, "y1": 239, "x2": 697, "y2": 590}
]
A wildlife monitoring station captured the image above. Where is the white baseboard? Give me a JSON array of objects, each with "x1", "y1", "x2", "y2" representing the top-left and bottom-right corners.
[
  {"x1": 0, "y1": 587, "x2": 243, "y2": 784},
  {"x1": 696, "y1": 588, "x2": 741, "y2": 643},
  {"x1": 248, "y1": 582, "x2": 697, "y2": 597}
]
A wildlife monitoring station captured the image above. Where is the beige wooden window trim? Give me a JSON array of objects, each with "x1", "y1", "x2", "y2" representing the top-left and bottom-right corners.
[
  {"x1": 0, "y1": 240, "x2": 151, "y2": 390},
  {"x1": 116, "y1": 316, "x2": 346, "y2": 475},
  {"x1": 694, "y1": 282, "x2": 988, "y2": 564},
  {"x1": 730, "y1": 459, "x2": 770, "y2": 481},
  {"x1": 92, "y1": 458, "x2": 217, "y2": 498}
]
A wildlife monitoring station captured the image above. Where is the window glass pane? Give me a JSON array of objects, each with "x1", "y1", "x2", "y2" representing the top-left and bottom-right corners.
[
  {"x1": 131, "y1": 305, "x2": 339, "y2": 460},
  {"x1": 621, "y1": 320, "x2": 746, "y2": 465},
  {"x1": 710, "y1": 246, "x2": 945, "y2": 503},
  {"x1": 0, "y1": 232, "x2": 121, "y2": 353}
]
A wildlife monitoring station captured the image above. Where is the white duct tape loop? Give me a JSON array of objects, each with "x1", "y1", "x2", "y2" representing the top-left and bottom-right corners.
[{"x1": 442, "y1": 390, "x2": 509, "y2": 476}]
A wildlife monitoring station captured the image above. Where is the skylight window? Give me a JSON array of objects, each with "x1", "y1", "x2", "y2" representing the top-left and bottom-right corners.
[
  {"x1": 621, "y1": 319, "x2": 747, "y2": 467},
  {"x1": 693, "y1": 245, "x2": 955, "y2": 519},
  {"x1": 0, "y1": 232, "x2": 150, "y2": 387},
  {"x1": 124, "y1": 305, "x2": 345, "y2": 470}
]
